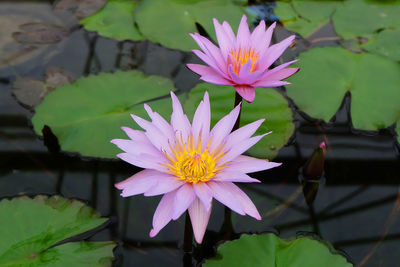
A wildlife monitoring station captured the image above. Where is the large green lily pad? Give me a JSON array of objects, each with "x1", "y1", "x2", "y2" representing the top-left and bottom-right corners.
[
  {"x1": 0, "y1": 195, "x2": 115, "y2": 266},
  {"x1": 32, "y1": 70, "x2": 177, "y2": 158},
  {"x1": 182, "y1": 83, "x2": 294, "y2": 159},
  {"x1": 204, "y1": 233, "x2": 352, "y2": 267},
  {"x1": 286, "y1": 46, "x2": 400, "y2": 130},
  {"x1": 134, "y1": 0, "x2": 245, "y2": 51},
  {"x1": 274, "y1": 0, "x2": 339, "y2": 38},
  {"x1": 332, "y1": 0, "x2": 400, "y2": 40},
  {"x1": 361, "y1": 28, "x2": 400, "y2": 62},
  {"x1": 80, "y1": 0, "x2": 144, "y2": 41}
]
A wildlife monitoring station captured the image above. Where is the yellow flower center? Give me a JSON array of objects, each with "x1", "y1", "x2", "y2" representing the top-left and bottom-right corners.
[
  {"x1": 228, "y1": 47, "x2": 259, "y2": 75},
  {"x1": 163, "y1": 134, "x2": 227, "y2": 183}
]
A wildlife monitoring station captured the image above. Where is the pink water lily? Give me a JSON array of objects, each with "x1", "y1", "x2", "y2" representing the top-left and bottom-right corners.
[
  {"x1": 187, "y1": 15, "x2": 298, "y2": 103},
  {"x1": 112, "y1": 91, "x2": 281, "y2": 243}
]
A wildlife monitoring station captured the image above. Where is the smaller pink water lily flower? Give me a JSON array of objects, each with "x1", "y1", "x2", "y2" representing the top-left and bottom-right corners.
[
  {"x1": 112, "y1": 91, "x2": 281, "y2": 243},
  {"x1": 187, "y1": 15, "x2": 299, "y2": 103}
]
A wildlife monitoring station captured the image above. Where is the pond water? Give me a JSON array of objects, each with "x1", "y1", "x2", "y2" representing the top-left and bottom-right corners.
[{"x1": 0, "y1": 1, "x2": 399, "y2": 266}]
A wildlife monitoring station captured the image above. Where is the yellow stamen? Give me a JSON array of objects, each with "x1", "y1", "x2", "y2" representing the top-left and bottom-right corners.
[
  {"x1": 228, "y1": 47, "x2": 259, "y2": 75},
  {"x1": 163, "y1": 134, "x2": 227, "y2": 183}
]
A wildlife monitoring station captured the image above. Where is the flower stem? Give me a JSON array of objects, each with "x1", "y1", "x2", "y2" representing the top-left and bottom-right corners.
[
  {"x1": 183, "y1": 211, "x2": 193, "y2": 252},
  {"x1": 220, "y1": 91, "x2": 243, "y2": 240}
]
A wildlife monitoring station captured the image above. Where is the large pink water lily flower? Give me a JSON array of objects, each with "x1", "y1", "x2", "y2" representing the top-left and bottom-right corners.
[
  {"x1": 112, "y1": 91, "x2": 281, "y2": 243},
  {"x1": 187, "y1": 15, "x2": 298, "y2": 103}
]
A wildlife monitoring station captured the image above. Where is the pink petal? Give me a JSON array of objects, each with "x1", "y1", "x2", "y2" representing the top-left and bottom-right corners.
[
  {"x1": 200, "y1": 74, "x2": 234, "y2": 86},
  {"x1": 213, "y1": 171, "x2": 260, "y2": 183},
  {"x1": 187, "y1": 64, "x2": 220, "y2": 77},
  {"x1": 111, "y1": 139, "x2": 161, "y2": 157},
  {"x1": 144, "y1": 178, "x2": 185, "y2": 197},
  {"x1": 250, "y1": 20, "x2": 266, "y2": 45},
  {"x1": 237, "y1": 61, "x2": 264, "y2": 84},
  {"x1": 131, "y1": 114, "x2": 170, "y2": 151},
  {"x1": 227, "y1": 64, "x2": 242, "y2": 84},
  {"x1": 208, "y1": 104, "x2": 241, "y2": 153},
  {"x1": 221, "y1": 183, "x2": 261, "y2": 220},
  {"x1": 189, "y1": 197, "x2": 212, "y2": 244},
  {"x1": 144, "y1": 104, "x2": 175, "y2": 142},
  {"x1": 190, "y1": 33, "x2": 227, "y2": 75},
  {"x1": 170, "y1": 91, "x2": 191, "y2": 140},
  {"x1": 251, "y1": 80, "x2": 290, "y2": 87},
  {"x1": 256, "y1": 22, "x2": 276, "y2": 55},
  {"x1": 207, "y1": 181, "x2": 245, "y2": 215},
  {"x1": 120, "y1": 127, "x2": 150, "y2": 143},
  {"x1": 234, "y1": 85, "x2": 255, "y2": 103},
  {"x1": 192, "y1": 92, "x2": 211, "y2": 151},
  {"x1": 115, "y1": 169, "x2": 162, "y2": 196},
  {"x1": 224, "y1": 155, "x2": 282, "y2": 173},
  {"x1": 213, "y1": 18, "x2": 234, "y2": 60},
  {"x1": 150, "y1": 190, "x2": 176, "y2": 237},
  {"x1": 259, "y1": 59, "x2": 298, "y2": 80},
  {"x1": 224, "y1": 119, "x2": 265, "y2": 150},
  {"x1": 117, "y1": 152, "x2": 166, "y2": 172},
  {"x1": 222, "y1": 21, "x2": 236, "y2": 44},
  {"x1": 219, "y1": 132, "x2": 271, "y2": 164},
  {"x1": 192, "y1": 49, "x2": 227, "y2": 78},
  {"x1": 258, "y1": 35, "x2": 295, "y2": 70},
  {"x1": 171, "y1": 184, "x2": 196, "y2": 220},
  {"x1": 236, "y1": 15, "x2": 250, "y2": 48},
  {"x1": 193, "y1": 182, "x2": 213, "y2": 211},
  {"x1": 261, "y1": 68, "x2": 299, "y2": 82}
]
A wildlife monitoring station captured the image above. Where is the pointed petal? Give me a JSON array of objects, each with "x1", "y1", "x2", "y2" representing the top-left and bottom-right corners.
[
  {"x1": 189, "y1": 198, "x2": 212, "y2": 244},
  {"x1": 130, "y1": 114, "x2": 169, "y2": 151},
  {"x1": 120, "y1": 127, "x2": 150, "y2": 143},
  {"x1": 256, "y1": 22, "x2": 276, "y2": 55},
  {"x1": 259, "y1": 59, "x2": 298, "y2": 80},
  {"x1": 209, "y1": 104, "x2": 241, "y2": 153},
  {"x1": 190, "y1": 33, "x2": 227, "y2": 74},
  {"x1": 207, "y1": 181, "x2": 245, "y2": 215},
  {"x1": 224, "y1": 155, "x2": 282, "y2": 173},
  {"x1": 225, "y1": 119, "x2": 265, "y2": 150},
  {"x1": 200, "y1": 74, "x2": 234, "y2": 85},
  {"x1": 213, "y1": 171, "x2": 260, "y2": 183},
  {"x1": 115, "y1": 169, "x2": 162, "y2": 196},
  {"x1": 170, "y1": 91, "x2": 191, "y2": 140},
  {"x1": 192, "y1": 92, "x2": 211, "y2": 150},
  {"x1": 144, "y1": 178, "x2": 185, "y2": 197},
  {"x1": 258, "y1": 35, "x2": 295, "y2": 70},
  {"x1": 234, "y1": 85, "x2": 255, "y2": 103},
  {"x1": 150, "y1": 191, "x2": 176, "y2": 237},
  {"x1": 187, "y1": 64, "x2": 220, "y2": 77},
  {"x1": 222, "y1": 183, "x2": 261, "y2": 220},
  {"x1": 171, "y1": 184, "x2": 196, "y2": 220},
  {"x1": 192, "y1": 49, "x2": 227, "y2": 78},
  {"x1": 261, "y1": 68, "x2": 299, "y2": 82},
  {"x1": 144, "y1": 104, "x2": 175, "y2": 142},
  {"x1": 219, "y1": 132, "x2": 271, "y2": 164},
  {"x1": 250, "y1": 20, "x2": 266, "y2": 44},
  {"x1": 213, "y1": 18, "x2": 234, "y2": 60},
  {"x1": 251, "y1": 80, "x2": 290, "y2": 87},
  {"x1": 111, "y1": 139, "x2": 161, "y2": 157},
  {"x1": 117, "y1": 152, "x2": 166, "y2": 172},
  {"x1": 236, "y1": 15, "x2": 250, "y2": 48},
  {"x1": 193, "y1": 182, "x2": 213, "y2": 211},
  {"x1": 222, "y1": 21, "x2": 236, "y2": 43}
]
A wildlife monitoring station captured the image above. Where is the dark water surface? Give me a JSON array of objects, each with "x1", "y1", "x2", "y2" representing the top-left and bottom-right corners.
[{"x1": 1, "y1": 1, "x2": 400, "y2": 266}]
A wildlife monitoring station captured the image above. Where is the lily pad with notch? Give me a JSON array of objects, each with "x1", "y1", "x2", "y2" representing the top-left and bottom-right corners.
[
  {"x1": 32, "y1": 70, "x2": 178, "y2": 158},
  {"x1": 286, "y1": 46, "x2": 400, "y2": 131},
  {"x1": 0, "y1": 195, "x2": 115, "y2": 266}
]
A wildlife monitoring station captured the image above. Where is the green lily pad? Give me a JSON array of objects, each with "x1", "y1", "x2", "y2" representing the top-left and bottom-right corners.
[
  {"x1": 182, "y1": 83, "x2": 294, "y2": 159},
  {"x1": 32, "y1": 70, "x2": 177, "y2": 158},
  {"x1": 204, "y1": 233, "x2": 352, "y2": 267},
  {"x1": 361, "y1": 28, "x2": 400, "y2": 62},
  {"x1": 333, "y1": 0, "x2": 400, "y2": 40},
  {"x1": 0, "y1": 195, "x2": 115, "y2": 266},
  {"x1": 134, "y1": 0, "x2": 245, "y2": 51},
  {"x1": 286, "y1": 46, "x2": 400, "y2": 130},
  {"x1": 80, "y1": 0, "x2": 144, "y2": 41},
  {"x1": 274, "y1": 0, "x2": 339, "y2": 38}
]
